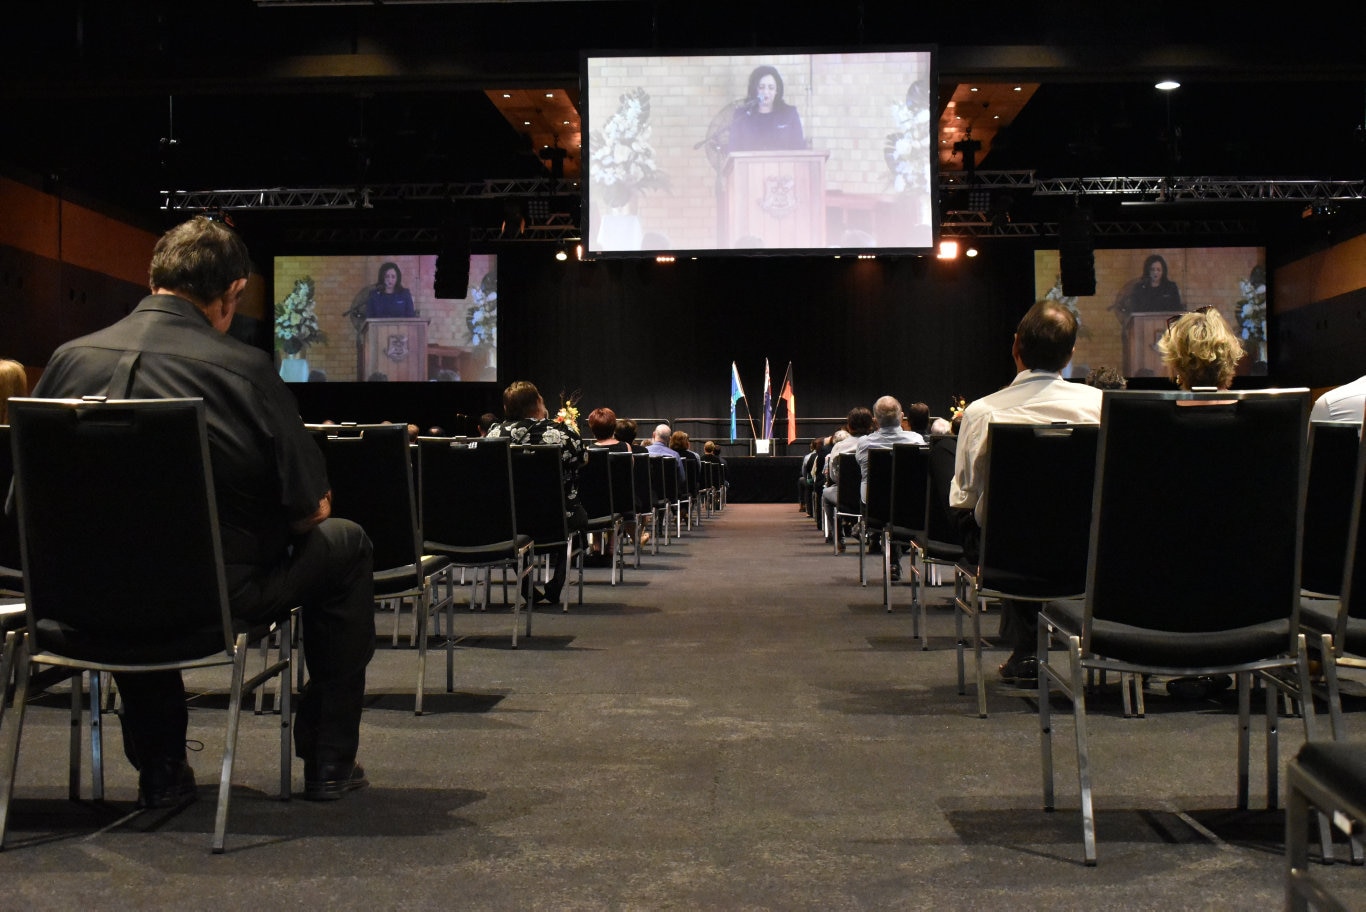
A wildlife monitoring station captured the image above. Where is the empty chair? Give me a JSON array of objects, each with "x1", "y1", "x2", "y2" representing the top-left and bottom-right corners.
[
  {"x1": 954, "y1": 423, "x2": 1098, "y2": 718},
  {"x1": 308, "y1": 423, "x2": 452, "y2": 714},
  {"x1": 889, "y1": 443, "x2": 930, "y2": 637},
  {"x1": 418, "y1": 435, "x2": 533, "y2": 674},
  {"x1": 832, "y1": 453, "x2": 865, "y2": 569},
  {"x1": 648, "y1": 456, "x2": 674, "y2": 546},
  {"x1": 1038, "y1": 389, "x2": 1316, "y2": 865},
  {"x1": 660, "y1": 454, "x2": 690, "y2": 538},
  {"x1": 0, "y1": 397, "x2": 292, "y2": 853}
]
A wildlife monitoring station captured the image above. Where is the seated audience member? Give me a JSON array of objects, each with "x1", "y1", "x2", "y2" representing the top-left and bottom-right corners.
[
  {"x1": 669, "y1": 430, "x2": 703, "y2": 476},
  {"x1": 905, "y1": 401, "x2": 931, "y2": 436},
  {"x1": 856, "y1": 396, "x2": 926, "y2": 578},
  {"x1": 647, "y1": 423, "x2": 685, "y2": 482},
  {"x1": 32, "y1": 216, "x2": 375, "y2": 804},
  {"x1": 949, "y1": 300, "x2": 1102, "y2": 684},
  {"x1": 0, "y1": 359, "x2": 28, "y2": 423},
  {"x1": 822, "y1": 406, "x2": 875, "y2": 550},
  {"x1": 799, "y1": 438, "x2": 821, "y2": 513},
  {"x1": 1085, "y1": 364, "x2": 1127, "y2": 390},
  {"x1": 928, "y1": 417, "x2": 952, "y2": 436},
  {"x1": 477, "y1": 412, "x2": 499, "y2": 436},
  {"x1": 701, "y1": 440, "x2": 726, "y2": 464},
  {"x1": 1310, "y1": 372, "x2": 1366, "y2": 424},
  {"x1": 615, "y1": 417, "x2": 648, "y2": 453},
  {"x1": 587, "y1": 407, "x2": 627, "y2": 450},
  {"x1": 486, "y1": 380, "x2": 588, "y2": 604}
]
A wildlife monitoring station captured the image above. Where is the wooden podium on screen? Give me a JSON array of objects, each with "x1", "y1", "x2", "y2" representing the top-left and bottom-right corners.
[
  {"x1": 361, "y1": 318, "x2": 428, "y2": 382},
  {"x1": 1124, "y1": 312, "x2": 1183, "y2": 377},
  {"x1": 719, "y1": 150, "x2": 829, "y2": 249}
]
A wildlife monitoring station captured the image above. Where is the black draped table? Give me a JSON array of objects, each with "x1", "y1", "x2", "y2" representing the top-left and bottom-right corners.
[{"x1": 721, "y1": 456, "x2": 804, "y2": 504}]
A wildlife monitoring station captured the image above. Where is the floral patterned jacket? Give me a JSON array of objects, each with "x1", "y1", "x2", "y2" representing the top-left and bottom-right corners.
[{"x1": 486, "y1": 417, "x2": 588, "y2": 504}]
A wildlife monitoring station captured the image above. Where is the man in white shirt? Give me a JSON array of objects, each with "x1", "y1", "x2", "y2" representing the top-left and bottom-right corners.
[
  {"x1": 1310, "y1": 373, "x2": 1366, "y2": 424},
  {"x1": 949, "y1": 299, "x2": 1103, "y2": 683}
]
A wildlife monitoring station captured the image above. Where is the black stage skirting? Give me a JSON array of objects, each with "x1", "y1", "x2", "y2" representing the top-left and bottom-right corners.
[{"x1": 723, "y1": 456, "x2": 804, "y2": 504}]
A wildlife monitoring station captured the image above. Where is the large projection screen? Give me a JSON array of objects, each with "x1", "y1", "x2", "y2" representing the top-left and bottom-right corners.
[{"x1": 583, "y1": 47, "x2": 937, "y2": 257}]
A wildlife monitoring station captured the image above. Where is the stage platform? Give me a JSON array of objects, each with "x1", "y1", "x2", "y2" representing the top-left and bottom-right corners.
[{"x1": 722, "y1": 455, "x2": 803, "y2": 504}]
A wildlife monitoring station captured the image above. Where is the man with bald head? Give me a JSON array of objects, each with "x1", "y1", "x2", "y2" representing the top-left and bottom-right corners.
[
  {"x1": 646, "y1": 422, "x2": 685, "y2": 483},
  {"x1": 855, "y1": 395, "x2": 925, "y2": 579}
]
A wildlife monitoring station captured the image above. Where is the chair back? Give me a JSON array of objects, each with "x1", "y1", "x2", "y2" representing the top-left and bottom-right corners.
[
  {"x1": 924, "y1": 435, "x2": 965, "y2": 557},
  {"x1": 1339, "y1": 426, "x2": 1366, "y2": 627},
  {"x1": 661, "y1": 455, "x2": 682, "y2": 503},
  {"x1": 649, "y1": 455, "x2": 671, "y2": 507},
  {"x1": 632, "y1": 452, "x2": 655, "y2": 514},
  {"x1": 1087, "y1": 389, "x2": 1309, "y2": 635},
  {"x1": 9, "y1": 397, "x2": 233, "y2": 663},
  {"x1": 509, "y1": 444, "x2": 570, "y2": 546},
  {"x1": 835, "y1": 453, "x2": 862, "y2": 515},
  {"x1": 890, "y1": 444, "x2": 930, "y2": 541},
  {"x1": 309, "y1": 423, "x2": 419, "y2": 574},
  {"x1": 978, "y1": 422, "x2": 1098, "y2": 598},
  {"x1": 0, "y1": 425, "x2": 21, "y2": 587},
  {"x1": 578, "y1": 447, "x2": 615, "y2": 522},
  {"x1": 608, "y1": 451, "x2": 637, "y2": 522},
  {"x1": 864, "y1": 447, "x2": 893, "y2": 532},
  {"x1": 418, "y1": 435, "x2": 517, "y2": 549},
  {"x1": 683, "y1": 455, "x2": 700, "y2": 499},
  {"x1": 1302, "y1": 421, "x2": 1361, "y2": 597}
]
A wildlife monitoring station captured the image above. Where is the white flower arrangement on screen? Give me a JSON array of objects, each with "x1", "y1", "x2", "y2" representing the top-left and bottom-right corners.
[
  {"x1": 274, "y1": 277, "x2": 325, "y2": 355},
  {"x1": 884, "y1": 82, "x2": 934, "y2": 193},
  {"x1": 589, "y1": 88, "x2": 669, "y2": 208},
  {"x1": 466, "y1": 282, "x2": 498, "y2": 348},
  {"x1": 1233, "y1": 265, "x2": 1267, "y2": 343},
  {"x1": 1044, "y1": 276, "x2": 1089, "y2": 338}
]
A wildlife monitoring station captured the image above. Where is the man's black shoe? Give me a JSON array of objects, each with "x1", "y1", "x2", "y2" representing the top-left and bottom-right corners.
[
  {"x1": 304, "y1": 761, "x2": 369, "y2": 801},
  {"x1": 136, "y1": 758, "x2": 197, "y2": 810},
  {"x1": 998, "y1": 654, "x2": 1039, "y2": 684}
]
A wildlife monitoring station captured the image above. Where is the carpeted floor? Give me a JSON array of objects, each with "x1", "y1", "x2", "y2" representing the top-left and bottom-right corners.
[{"x1": 0, "y1": 502, "x2": 1362, "y2": 910}]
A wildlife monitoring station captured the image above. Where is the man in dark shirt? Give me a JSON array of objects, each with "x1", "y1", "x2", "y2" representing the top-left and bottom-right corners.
[{"x1": 33, "y1": 216, "x2": 376, "y2": 807}]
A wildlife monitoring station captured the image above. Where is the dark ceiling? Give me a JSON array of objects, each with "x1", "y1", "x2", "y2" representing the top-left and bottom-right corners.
[{"x1": 3, "y1": 0, "x2": 1364, "y2": 241}]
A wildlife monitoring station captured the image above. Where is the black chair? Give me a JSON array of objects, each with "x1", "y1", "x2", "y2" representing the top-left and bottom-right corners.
[
  {"x1": 862, "y1": 447, "x2": 893, "y2": 591},
  {"x1": 1301, "y1": 420, "x2": 1366, "y2": 741},
  {"x1": 683, "y1": 455, "x2": 703, "y2": 528},
  {"x1": 0, "y1": 425, "x2": 21, "y2": 598},
  {"x1": 954, "y1": 423, "x2": 1098, "y2": 718},
  {"x1": 510, "y1": 444, "x2": 584, "y2": 610},
  {"x1": 578, "y1": 447, "x2": 623, "y2": 585},
  {"x1": 418, "y1": 435, "x2": 534, "y2": 671},
  {"x1": 308, "y1": 424, "x2": 453, "y2": 715},
  {"x1": 889, "y1": 444, "x2": 930, "y2": 636},
  {"x1": 921, "y1": 434, "x2": 965, "y2": 594},
  {"x1": 1287, "y1": 740, "x2": 1366, "y2": 910},
  {"x1": 660, "y1": 455, "x2": 689, "y2": 538},
  {"x1": 608, "y1": 451, "x2": 641, "y2": 569},
  {"x1": 1038, "y1": 389, "x2": 1317, "y2": 865},
  {"x1": 648, "y1": 456, "x2": 674, "y2": 546},
  {"x1": 832, "y1": 453, "x2": 865, "y2": 571},
  {"x1": 631, "y1": 452, "x2": 661, "y2": 556},
  {"x1": 0, "y1": 397, "x2": 292, "y2": 853}
]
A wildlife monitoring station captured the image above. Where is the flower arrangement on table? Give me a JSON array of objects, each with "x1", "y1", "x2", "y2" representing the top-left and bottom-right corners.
[
  {"x1": 949, "y1": 396, "x2": 968, "y2": 422},
  {"x1": 1232, "y1": 264, "x2": 1267, "y2": 344},
  {"x1": 274, "y1": 277, "x2": 325, "y2": 355},
  {"x1": 589, "y1": 87, "x2": 669, "y2": 210},
  {"x1": 884, "y1": 81, "x2": 934, "y2": 194},
  {"x1": 554, "y1": 388, "x2": 582, "y2": 435},
  {"x1": 465, "y1": 272, "x2": 498, "y2": 348}
]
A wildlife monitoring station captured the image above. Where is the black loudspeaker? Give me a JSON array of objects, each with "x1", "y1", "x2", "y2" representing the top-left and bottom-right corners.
[
  {"x1": 1058, "y1": 208, "x2": 1095, "y2": 297},
  {"x1": 433, "y1": 245, "x2": 470, "y2": 299}
]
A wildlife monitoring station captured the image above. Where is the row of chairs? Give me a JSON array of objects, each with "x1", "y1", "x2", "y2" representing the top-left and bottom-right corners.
[{"x1": 805, "y1": 390, "x2": 1366, "y2": 869}]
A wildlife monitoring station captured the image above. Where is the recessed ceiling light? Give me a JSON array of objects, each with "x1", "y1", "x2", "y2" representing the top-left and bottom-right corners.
[
  {"x1": 545, "y1": 92, "x2": 554, "y2": 98},
  {"x1": 502, "y1": 93, "x2": 511, "y2": 98},
  {"x1": 1013, "y1": 86, "x2": 1022, "y2": 92},
  {"x1": 1155, "y1": 80, "x2": 1181, "y2": 91},
  {"x1": 523, "y1": 121, "x2": 531, "y2": 126},
  {"x1": 563, "y1": 120, "x2": 570, "y2": 125},
  {"x1": 969, "y1": 86, "x2": 978, "y2": 92}
]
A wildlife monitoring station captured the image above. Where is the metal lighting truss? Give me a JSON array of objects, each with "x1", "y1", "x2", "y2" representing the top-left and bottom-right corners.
[{"x1": 163, "y1": 172, "x2": 1363, "y2": 241}]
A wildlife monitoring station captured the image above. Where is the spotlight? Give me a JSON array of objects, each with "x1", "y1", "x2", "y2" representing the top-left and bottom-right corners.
[
  {"x1": 965, "y1": 246, "x2": 979, "y2": 258},
  {"x1": 1155, "y1": 80, "x2": 1181, "y2": 91},
  {"x1": 937, "y1": 240, "x2": 959, "y2": 260},
  {"x1": 555, "y1": 246, "x2": 568, "y2": 262}
]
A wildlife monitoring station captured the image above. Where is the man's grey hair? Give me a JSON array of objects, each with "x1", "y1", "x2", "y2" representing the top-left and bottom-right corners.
[
  {"x1": 872, "y1": 396, "x2": 902, "y2": 428},
  {"x1": 652, "y1": 423, "x2": 672, "y2": 443}
]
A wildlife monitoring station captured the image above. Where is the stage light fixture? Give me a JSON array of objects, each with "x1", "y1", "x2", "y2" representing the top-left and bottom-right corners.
[
  {"x1": 1155, "y1": 79, "x2": 1181, "y2": 91},
  {"x1": 965, "y1": 246, "x2": 979, "y2": 257},
  {"x1": 937, "y1": 240, "x2": 959, "y2": 259},
  {"x1": 555, "y1": 246, "x2": 568, "y2": 262}
]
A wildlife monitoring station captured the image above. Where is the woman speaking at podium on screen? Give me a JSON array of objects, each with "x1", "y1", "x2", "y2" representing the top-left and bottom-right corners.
[
  {"x1": 727, "y1": 65, "x2": 806, "y2": 153},
  {"x1": 364, "y1": 261, "x2": 416, "y2": 318}
]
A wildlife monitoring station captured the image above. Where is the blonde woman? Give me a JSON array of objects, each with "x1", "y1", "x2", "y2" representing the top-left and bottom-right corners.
[
  {"x1": 0, "y1": 360, "x2": 27, "y2": 423},
  {"x1": 1158, "y1": 306, "x2": 1245, "y2": 390}
]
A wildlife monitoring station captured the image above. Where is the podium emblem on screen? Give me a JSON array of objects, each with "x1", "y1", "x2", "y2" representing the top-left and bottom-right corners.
[
  {"x1": 760, "y1": 176, "x2": 798, "y2": 220},
  {"x1": 385, "y1": 334, "x2": 410, "y2": 362}
]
